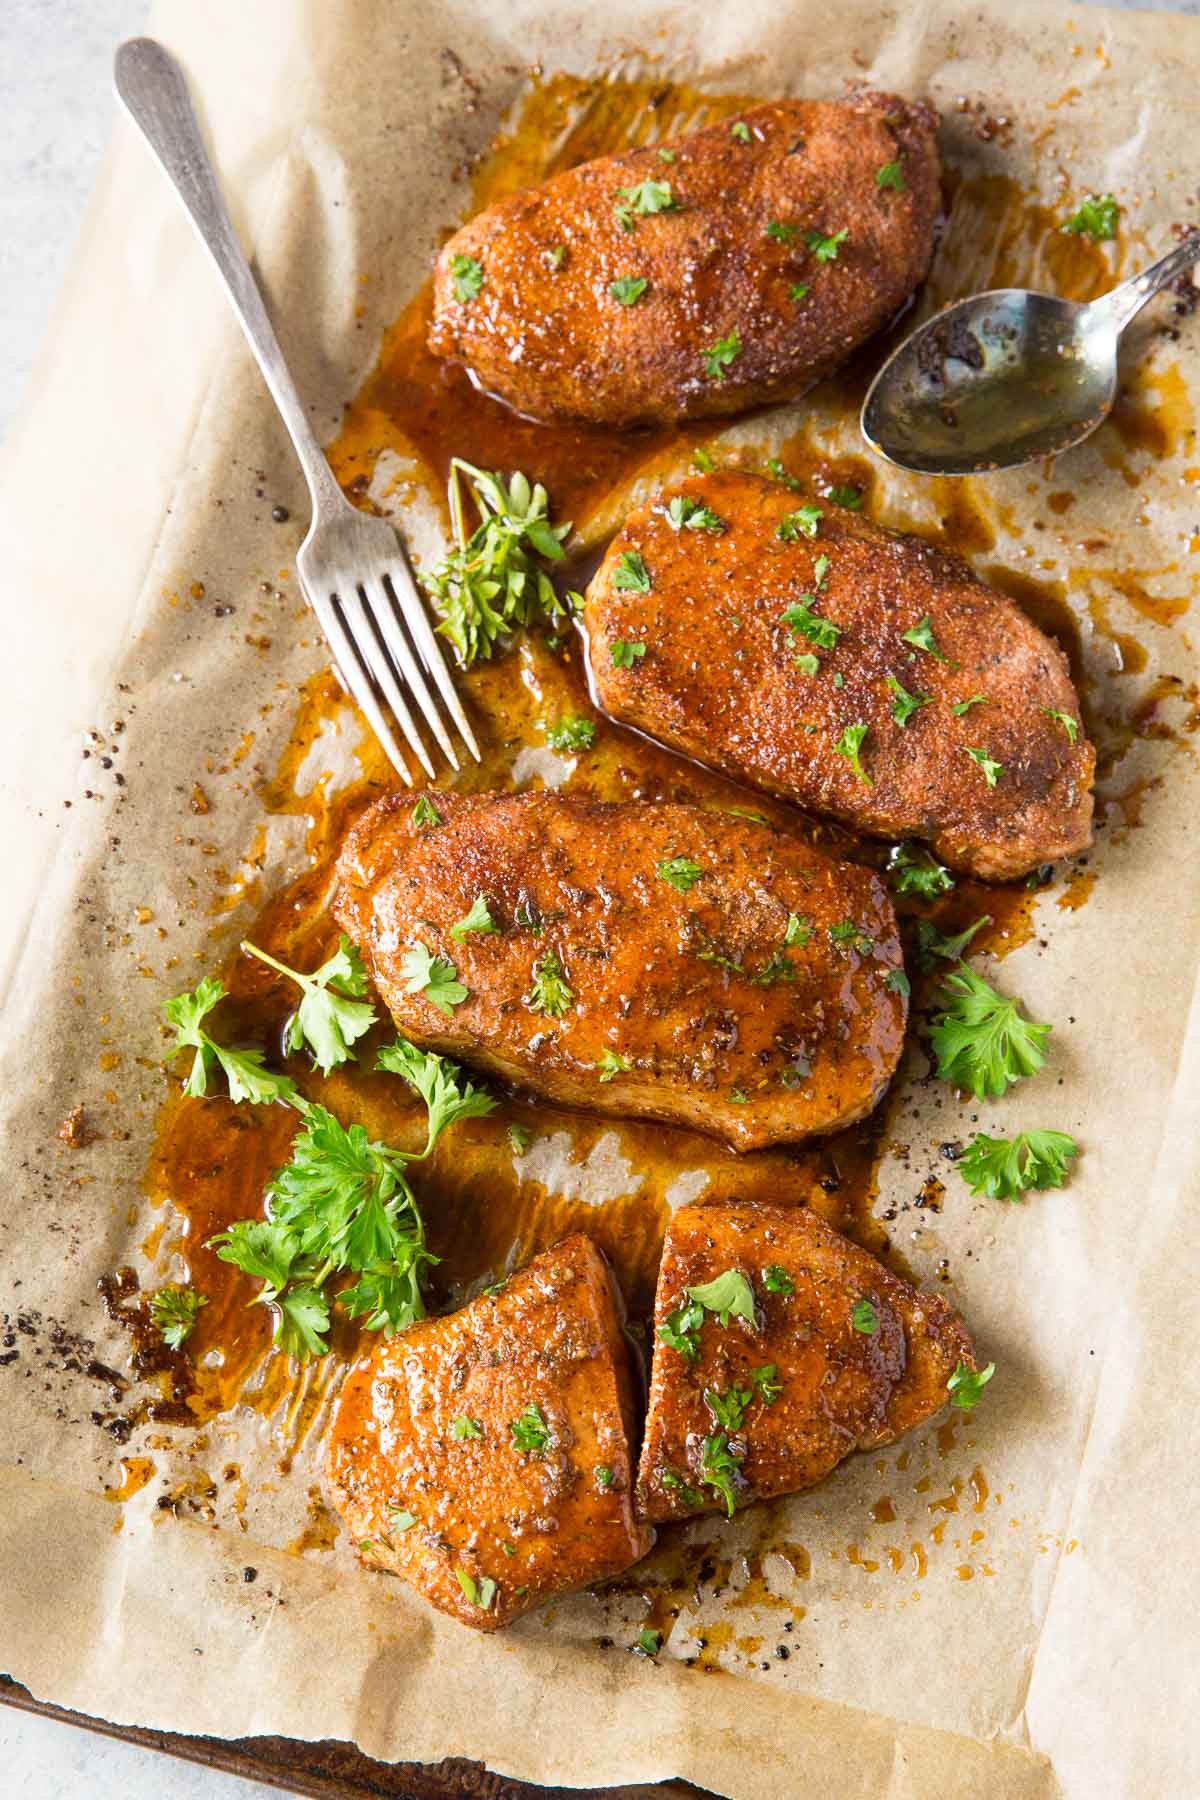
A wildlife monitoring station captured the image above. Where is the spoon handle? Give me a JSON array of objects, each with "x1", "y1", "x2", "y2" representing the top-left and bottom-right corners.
[{"x1": 1091, "y1": 235, "x2": 1200, "y2": 334}]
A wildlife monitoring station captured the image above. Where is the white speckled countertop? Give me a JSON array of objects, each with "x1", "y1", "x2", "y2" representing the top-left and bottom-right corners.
[{"x1": 0, "y1": 0, "x2": 1195, "y2": 1793}]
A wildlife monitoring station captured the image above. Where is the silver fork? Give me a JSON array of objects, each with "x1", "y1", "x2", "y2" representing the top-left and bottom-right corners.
[{"x1": 113, "y1": 37, "x2": 479, "y2": 782}]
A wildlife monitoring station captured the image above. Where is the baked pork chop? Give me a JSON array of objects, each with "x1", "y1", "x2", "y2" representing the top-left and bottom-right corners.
[
  {"x1": 334, "y1": 790, "x2": 907, "y2": 1152},
  {"x1": 429, "y1": 94, "x2": 940, "y2": 426},
  {"x1": 327, "y1": 1234, "x2": 651, "y2": 1630},
  {"x1": 636, "y1": 1202, "x2": 977, "y2": 1523},
  {"x1": 585, "y1": 472, "x2": 1094, "y2": 879}
]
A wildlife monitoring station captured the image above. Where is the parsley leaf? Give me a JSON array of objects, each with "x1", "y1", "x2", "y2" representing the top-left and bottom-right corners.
[
  {"x1": 781, "y1": 597, "x2": 840, "y2": 648},
  {"x1": 687, "y1": 1268, "x2": 757, "y2": 1327},
  {"x1": 510, "y1": 1402, "x2": 551, "y2": 1454},
  {"x1": 614, "y1": 178, "x2": 679, "y2": 224},
  {"x1": 163, "y1": 977, "x2": 299, "y2": 1107},
  {"x1": 595, "y1": 1463, "x2": 615, "y2": 1488},
  {"x1": 702, "y1": 331, "x2": 742, "y2": 381},
  {"x1": 965, "y1": 746, "x2": 1005, "y2": 787},
  {"x1": 929, "y1": 965, "x2": 1051, "y2": 1099},
  {"x1": 658, "y1": 1298, "x2": 705, "y2": 1361},
  {"x1": 730, "y1": 121, "x2": 751, "y2": 143},
  {"x1": 666, "y1": 495, "x2": 724, "y2": 533},
  {"x1": 749, "y1": 1363, "x2": 783, "y2": 1404},
  {"x1": 657, "y1": 855, "x2": 703, "y2": 892},
  {"x1": 956, "y1": 1130, "x2": 1079, "y2": 1200},
  {"x1": 914, "y1": 915, "x2": 990, "y2": 971},
  {"x1": 835, "y1": 722, "x2": 872, "y2": 785},
  {"x1": 704, "y1": 1382, "x2": 753, "y2": 1432},
  {"x1": 766, "y1": 457, "x2": 801, "y2": 491},
  {"x1": 902, "y1": 616, "x2": 949, "y2": 660},
  {"x1": 763, "y1": 1264, "x2": 793, "y2": 1296},
  {"x1": 701, "y1": 1431, "x2": 744, "y2": 1517},
  {"x1": 545, "y1": 715, "x2": 596, "y2": 753},
  {"x1": 450, "y1": 254, "x2": 483, "y2": 301},
  {"x1": 805, "y1": 226, "x2": 848, "y2": 262},
  {"x1": 241, "y1": 935, "x2": 376, "y2": 1075},
  {"x1": 777, "y1": 505, "x2": 823, "y2": 541},
  {"x1": 886, "y1": 967, "x2": 911, "y2": 996},
  {"x1": 766, "y1": 219, "x2": 800, "y2": 243},
  {"x1": 375, "y1": 1038, "x2": 496, "y2": 1150},
  {"x1": 784, "y1": 913, "x2": 811, "y2": 947},
  {"x1": 794, "y1": 653, "x2": 820, "y2": 675},
  {"x1": 455, "y1": 1569, "x2": 497, "y2": 1609},
  {"x1": 451, "y1": 1416, "x2": 483, "y2": 1440},
  {"x1": 611, "y1": 639, "x2": 647, "y2": 668},
  {"x1": 507, "y1": 1122, "x2": 533, "y2": 1154},
  {"x1": 692, "y1": 446, "x2": 715, "y2": 473},
  {"x1": 449, "y1": 893, "x2": 500, "y2": 940},
  {"x1": 526, "y1": 950, "x2": 573, "y2": 1017},
  {"x1": 887, "y1": 842, "x2": 954, "y2": 899},
  {"x1": 953, "y1": 694, "x2": 987, "y2": 717},
  {"x1": 826, "y1": 484, "x2": 863, "y2": 509},
  {"x1": 851, "y1": 1298, "x2": 879, "y2": 1334},
  {"x1": 400, "y1": 942, "x2": 468, "y2": 1017},
  {"x1": 390, "y1": 1509, "x2": 418, "y2": 1532},
  {"x1": 789, "y1": 282, "x2": 811, "y2": 301},
  {"x1": 597, "y1": 1050, "x2": 632, "y2": 1082},
  {"x1": 1043, "y1": 707, "x2": 1080, "y2": 744},
  {"x1": 611, "y1": 275, "x2": 649, "y2": 305},
  {"x1": 876, "y1": 162, "x2": 904, "y2": 191},
  {"x1": 149, "y1": 1285, "x2": 207, "y2": 1350},
  {"x1": 947, "y1": 1360, "x2": 995, "y2": 1410},
  {"x1": 1062, "y1": 194, "x2": 1119, "y2": 241},
  {"x1": 423, "y1": 461, "x2": 572, "y2": 667},
  {"x1": 636, "y1": 1627, "x2": 662, "y2": 1656},
  {"x1": 830, "y1": 919, "x2": 873, "y2": 955},
  {"x1": 613, "y1": 549, "x2": 652, "y2": 593},
  {"x1": 412, "y1": 795, "x2": 441, "y2": 828},
  {"x1": 887, "y1": 675, "x2": 930, "y2": 727}
]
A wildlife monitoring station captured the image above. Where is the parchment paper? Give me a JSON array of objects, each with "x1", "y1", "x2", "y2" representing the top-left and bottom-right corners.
[{"x1": 1, "y1": 1, "x2": 1198, "y2": 1795}]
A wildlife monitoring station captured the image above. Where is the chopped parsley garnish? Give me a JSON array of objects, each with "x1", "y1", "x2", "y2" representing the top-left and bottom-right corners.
[
  {"x1": 789, "y1": 282, "x2": 811, "y2": 301},
  {"x1": 613, "y1": 549, "x2": 652, "y2": 593},
  {"x1": 687, "y1": 1268, "x2": 757, "y2": 1326},
  {"x1": 887, "y1": 842, "x2": 954, "y2": 899},
  {"x1": 510, "y1": 1402, "x2": 551, "y2": 1455},
  {"x1": 965, "y1": 746, "x2": 1004, "y2": 787},
  {"x1": 422, "y1": 461, "x2": 571, "y2": 667},
  {"x1": 749, "y1": 1363, "x2": 783, "y2": 1404},
  {"x1": 450, "y1": 255, "x2": 483, "y2": 302},
  {"x1": 666, "y1": 495, "x2": 724, "y2": 532},
  {"x1": 766, "y1": 458, "x2": 801, "y2": 491},
  {"x1": 762, "y1": 1264, "x2": 794, "y2": 1296},
  {"x1": 901, "y1": 615, "x2": 949, "y2": 660},
  {"x1": 1062, "y1": 194, "x2": 1119, "y2": 241},
  {"x1": 455, "y1": 1569, "x2": 497, "y2": 1610},
  {"x1": 401, "y1": 942, "x2": 469, "y2": 1017},
  {"x1": 957, "y1": 1130, "x2": 1079, "y2": 1200},
  {"x1": 794, "y1": 653, "x2": 820, "y2": 676},
  {"x1": 784, "y1": 913, "x2": 811, "y2": 947},
  {"x1": 887, "y1": 675, "x2": 930, "y2": 727},
  {"x1": 449, "y1": 894, "x2": 499, "y2": 941},
  {"x1": 729, "y1": 1088, "x2": 748, "y2": 1104},
  {"x1": 507, "y1": 1122, "x2": 533, "y2": 1154},
  {"x1": 876, "y1": 162, "x2": 904, "y2": 191},
  {"x1": 701, "y1": 1431, "x2": 744, "y2": 1517},
  {"x1": 390, "y1": 1509, "x2": 418, "y2": 1532},
  {"x1": 851, "y1": 1298, "x2": 879, "y2": 1334},
  {"x1": 595, "y1": 1464, "x2": 615, "y2": 1488},
  {"x1": 614, "y1": 178, "x2": 679, "y2": 229},
  {"x1": 545, "y1": 715, "x2": 597, "y2": 753},
  {"x1": 947, "y1": 1361, "x2": 995, "y2": 1411},
  {"x1": 163, "y1": 977, "x2": 298, "y2": 1108},
  {"x1": 826, "y1": 484, "x2": 863, "y2": 509},
  {"x1": 829, "y1": 919, "x2": 873, "y2": 955},
  {"x1": 914, "y1": 915, "x2": 990, "y2": 971},
  {"x1": 451, "y1": 1416, "x2": 483, "y2": 1440},
  {"x1": 597, "y1": 1050, "x2": 632, "y2": 1082},
  {"x1": 886, "y1": 967, "x2": 911, "y2": 996},
  {"x1": 750, "y1": 951, "x2": 798, "y2": 987},
  {"x1": 702, "y1": 330, "x2": 742, "y2": 381},
  {"x1": 149, "y1": 1285, "x2": 207, "y2": 1350},
  {"x1": 930, "y1": 965, "x2": 1051, "y2": 1098},
  {"x1": 240, "y1": 934, "x2": 376, "y2": 1076},
  {"x1": 611, "y1": 275, "x2": 649, "y2": 305},
  {"x1": 953, "y1": 694, "x2": 987, "y2": 716},
  {"x1": 546, "y1": 245, "x2": 566, "y2": 269},
  {"x1": 412, "y1": 795, "x2": 441, "y2": 828},
  {"x1": 657, "y1": 855, "x2": 704, "y2": 892},
  {"x1": 658, "y1": 1298, "x2": 705, "y2": 1361},
  {"x1": 526, "y1": 950, "x2": 573, "y2": 1017},
  {"x1": 766, "y1": 219, "x2": 800, "y2": 243},
  {"x1": 610, "y1": 639, "x2": 647, "y2": 668},
  {"x1": 692, "y1": 446, "x2": 715, "y2": 473},
  {"x1": 805, "y1": 226, "x2": 848, "y2": 262},
  {"x1": 657, "y1": 148, "x2": 676, "y2": 164},
  {"x1": 1043, "y1": 707, "x2": 1080, "y2": 744},
  {"x1": 635, "y1": 1627, "x2": 662, "y2": 1657},
  {"x1": 781, "y1": 597, "x2": 840, "y2": 648},
  {"x1": 777, "y1": 505, "x2": 823, "y2": 541},
  {"x1": 659, "y1": 1468, "x2": 705, "y2": 1507},
  {"x1": 730, "y1": 121, "x2": 751, "y2": 143},
  {"x1": 813, "y1": 552, "x2": 831, "y2": 586},
  {"x1": 834, "y1": 722, "x2": 872, "y2": 785},
  {"x1": 704, "y1": 1382, "x2": 754, "y2": 1432}
]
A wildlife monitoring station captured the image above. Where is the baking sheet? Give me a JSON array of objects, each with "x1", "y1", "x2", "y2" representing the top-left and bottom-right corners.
[{"x1": 1, "y1": 1, "x2": 1198, "y2": 1795}]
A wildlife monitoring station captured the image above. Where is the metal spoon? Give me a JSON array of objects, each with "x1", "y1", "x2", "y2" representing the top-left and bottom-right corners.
[{"x1": 860, "y1": 235, "x2": 1200, "y2": 475}]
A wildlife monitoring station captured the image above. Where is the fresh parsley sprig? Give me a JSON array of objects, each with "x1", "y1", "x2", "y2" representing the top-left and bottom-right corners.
[
  {"x1": 376, "y1": 1037, "x2": 497, "y2": 1152},
  {"x1": 149, "y1": 1285, "x2": 208, "y2": 1349},
  {"x1": 163, "y1": 977, "x2": 298, "y2": 1106},
  {"x1": 888, "y1": 842, "x2": 954, "y2": 899},
  {"x1": 956, "y1": 1130, "x2": 1079, "y2": 1200},
  {"x1": 241, "y1": 935, "x2": 376, "y2": 1075},
  {"x1": 929, "y1": 965, "x2": 1051, "y2": 1099}
]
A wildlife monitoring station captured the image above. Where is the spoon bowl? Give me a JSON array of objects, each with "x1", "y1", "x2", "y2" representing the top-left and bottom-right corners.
[{"x1": 861, "y1": 236, "x2": 1200, "y2": 476}]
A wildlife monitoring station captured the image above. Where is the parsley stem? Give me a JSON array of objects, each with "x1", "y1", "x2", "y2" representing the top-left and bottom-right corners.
[{"x1": 241, "y1": 940, "x2": 314, "y2": 991}]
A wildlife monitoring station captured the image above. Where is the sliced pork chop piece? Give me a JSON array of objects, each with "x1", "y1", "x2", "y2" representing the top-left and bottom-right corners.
[
  {"x1": 428, "y1": 93, "x2": 940, "y2": 427},
  {"x1": 636, "y1": 1201, "x2": 976, "y2": 1523},
  {"x1": 327, "y1": 1233, "x2": 651, "y2": 1630},
  {"x1": 334, "y1": 790, "x2": 906, "y2": 1153},
  {"x1": 585, "y1": 471, "x2": 1094, "y2": 880}
]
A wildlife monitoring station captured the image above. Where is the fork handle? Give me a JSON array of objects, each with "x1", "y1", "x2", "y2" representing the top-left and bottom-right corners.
[{"x1": 114, "y1": 37, "x2": 343, "y2": 514}]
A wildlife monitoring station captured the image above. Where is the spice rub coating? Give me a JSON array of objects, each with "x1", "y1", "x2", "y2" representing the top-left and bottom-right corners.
[
  {"x1": 327, "y1": 1233, "x2": 651, "y2": 1630},
  {"x1": 585, "y1": 472, "x2": 1094, "y2": 879},
  {"x1": 334, "y1": 790, "x2": 906, "y2": 1153},
  {"x1": 636, "y1": 1202, "x2": 976, "y2": 1523},
  {"x1": 429, "y1": 94, "x2": 940, "y2": 426}
]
